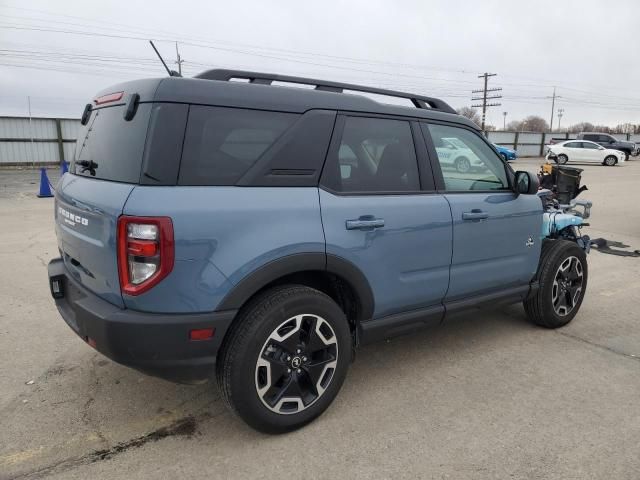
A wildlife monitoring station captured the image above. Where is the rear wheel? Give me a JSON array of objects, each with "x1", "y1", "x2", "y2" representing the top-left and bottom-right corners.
[
  {"x1": 556, "y1": 154, "x2": 568, "y2": 165},
  {"x1": 455, "y1": 157, "x2": 471, "y2": 173},
  {"x1": 603, "y1": 155, "x2": 617, "y2": 166},
  {"x1": 524, "y1": 240, "x2": 588, "y2": 328},
  {"x1": 217, "y1": 285, "x2": 351, "y2": 433}
]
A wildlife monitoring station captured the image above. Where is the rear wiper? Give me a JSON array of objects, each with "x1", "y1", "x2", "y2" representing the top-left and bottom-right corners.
[{"x1": 77, "y1": 159, "x2": 99, "y2": 176}]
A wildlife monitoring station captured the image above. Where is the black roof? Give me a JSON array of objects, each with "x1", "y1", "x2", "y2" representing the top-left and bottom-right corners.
[{"x1": 96, "y1": 69, "x2": 476, "y2": 129}]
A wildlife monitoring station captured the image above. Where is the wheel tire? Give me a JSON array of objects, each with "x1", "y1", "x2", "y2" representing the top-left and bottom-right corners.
[
  {"x1": 500, "y1": 153, "x2": 508, "y2": 162},
  {"x1": 455, "y1": 157, "x2": 471, "y2": 173},
  {"x1": 216, "y1": 285, "x2": 351, "y2": 434},
  {"x1": 603, "y1": 155, "x2": 617, "y2": 166},
  {"x1": 556, "y1": 154, "x2": 568, "y2": 165},
  {"x1": 524, "y1": 240, "x2": 588, "y2": 328}
]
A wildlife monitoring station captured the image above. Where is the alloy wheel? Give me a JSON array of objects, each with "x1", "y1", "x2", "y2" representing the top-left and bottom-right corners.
[
  {"x1": 456, "y1": 158, "x2": 471, "y2": 173},
  {"x1": 552, "y1": 256, "x2": 584, "y2": 316},
  {"x1": 255, "y1": 314, "x2": 338, "y2": 415}
]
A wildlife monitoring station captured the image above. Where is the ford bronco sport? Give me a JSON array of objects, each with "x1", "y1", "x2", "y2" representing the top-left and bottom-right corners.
[{"x1": 48, "y1": 70, "x2": 591, "y2": 433}]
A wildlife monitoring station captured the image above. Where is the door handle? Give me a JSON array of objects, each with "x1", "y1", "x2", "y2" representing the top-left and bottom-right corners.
[
  {"x1": 346, "y1": 217, "x2": 385, "y2": 230},
  {"x1": 462, "y1": 209, "x2": 489, "y2": 221}
]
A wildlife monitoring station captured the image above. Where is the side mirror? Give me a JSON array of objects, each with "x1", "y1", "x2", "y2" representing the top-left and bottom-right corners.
[{"x1": 514, "y1": 171, "x2": 539, "y2": 195}]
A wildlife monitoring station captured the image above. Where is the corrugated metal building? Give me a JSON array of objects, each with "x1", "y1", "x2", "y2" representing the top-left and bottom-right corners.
[{"x1": 0, "y1": 116, "x2": 80, "y2": 165}]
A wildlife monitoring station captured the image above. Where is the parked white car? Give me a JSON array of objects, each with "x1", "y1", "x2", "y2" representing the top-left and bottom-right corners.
[
  {"x1": 435, "y1": 137, "x2": 484, "y2": 173},
  {"x1": 546, "y1": 140, "x2": 625, "y2": 166}
]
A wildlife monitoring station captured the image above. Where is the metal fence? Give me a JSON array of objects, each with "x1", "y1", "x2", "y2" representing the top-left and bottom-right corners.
[
  {"x1": 488, "y1": 131, "x2": 640, "y2": 157},
  {"x1": 0, "y1": 115, "x2": 638, "y2": 164},
  {"x1": 0, "y1": 116, "x2": 80, "y2": 165}
]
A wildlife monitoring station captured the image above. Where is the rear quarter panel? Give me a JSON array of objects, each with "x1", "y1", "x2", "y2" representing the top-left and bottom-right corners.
[{"x1": 122, "y1": 186, "x2": 325, "y2": 313}]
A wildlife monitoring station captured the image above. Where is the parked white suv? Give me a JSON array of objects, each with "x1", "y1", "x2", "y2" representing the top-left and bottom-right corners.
[{"x1": 435, "y1": 137, "x2": 484, "y2": 173}]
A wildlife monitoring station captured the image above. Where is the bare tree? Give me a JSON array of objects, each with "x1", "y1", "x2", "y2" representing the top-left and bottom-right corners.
[
  {"x1": 506, "y1": 120, "x2": 524, "y2": 131},
  {"x1": 520, "y1": 115, "x2": 549, "y2": 132},
  {"x1": 456, "y1": 107, "x2": 481, "y2": 126},
  {"x1": 567, "y1": 122, "x2": 595, "y2": 134}
]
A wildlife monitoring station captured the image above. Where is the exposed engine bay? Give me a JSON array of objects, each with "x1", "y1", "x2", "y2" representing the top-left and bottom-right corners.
[{"x1": 538, "y1": 164, "x2": 592, "y2": 252}]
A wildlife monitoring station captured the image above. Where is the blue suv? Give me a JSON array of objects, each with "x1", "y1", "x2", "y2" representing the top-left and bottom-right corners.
[{"x1": 48, "y1": 70, "x2": 589, "y2": 433}]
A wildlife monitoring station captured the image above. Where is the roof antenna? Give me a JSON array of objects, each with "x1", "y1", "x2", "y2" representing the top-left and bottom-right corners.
[{"x1": 149, "y1": 40, "x2": 181, "y2": 77}]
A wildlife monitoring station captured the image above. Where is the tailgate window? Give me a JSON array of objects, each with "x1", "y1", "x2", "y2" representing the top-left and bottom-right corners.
[
  {"x1": 178, "y1": 106, "x2": 298, "y2": 185},
  {"x1": 72, "y1": 103, "x2": 152, "y2": 183}
]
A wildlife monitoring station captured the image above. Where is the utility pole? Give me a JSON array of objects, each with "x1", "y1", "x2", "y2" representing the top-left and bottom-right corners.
[
  {"x1": 502, "y1": 111, "x2": 508, "y2": 130},
  {"x1": 557, "y1": 108, "x2": 564, "y2": 131},
  {"x1": 547, "y1": 87, "x2": 562, "y2": 132},
  {"x1": 27, "y1": 96, "x2": 34, "y2": 167},
  {"x1": 472, "y1": 73, "x2": 502, "y2": 132},
  {"x1": 174, "y1": 42, "x2": 184, "y2": 76}
]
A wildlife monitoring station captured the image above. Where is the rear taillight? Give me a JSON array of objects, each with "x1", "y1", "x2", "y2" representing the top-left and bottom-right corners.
[{"x1": 117, "y1": 216, "x2": 174, "y2": 296}]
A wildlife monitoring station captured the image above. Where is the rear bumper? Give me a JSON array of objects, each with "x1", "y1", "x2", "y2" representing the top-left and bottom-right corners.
[{"x1": 48, "y1": 258, "x2": 237, "y2": 383}]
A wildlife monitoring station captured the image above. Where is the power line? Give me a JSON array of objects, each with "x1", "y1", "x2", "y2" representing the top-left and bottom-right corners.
[{"x1": 4, "y1": 2, "x2": 640, "y2": 104}]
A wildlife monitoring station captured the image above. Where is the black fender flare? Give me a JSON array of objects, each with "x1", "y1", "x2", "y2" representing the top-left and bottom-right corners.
[{"x1": 216, "y1": 253, "x2": 374, "y2": 321}]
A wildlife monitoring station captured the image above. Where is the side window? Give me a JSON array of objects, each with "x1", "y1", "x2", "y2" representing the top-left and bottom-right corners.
[
  {"x1": 565, "y1": 142, "x2": 581, "y2": 148},
  {"x1": 179, "y1": 106, "x2": 298, "y2": 185},
  {"x1": 582, "y1": 142, "x2": 599, "y2": 149},
  {"x1": 600, "y1": 135, "x2": 613, "y2": 143},
  {"x1": 423, "y1": 123, "x2": 509, "y2": 192},
  {"x1": 326, "y1": 116, "x2": 420, "y2": 193}
]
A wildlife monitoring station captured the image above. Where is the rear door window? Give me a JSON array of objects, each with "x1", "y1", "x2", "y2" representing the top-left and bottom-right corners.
[
  {"x1": 178, "y1": 106, "x2": 298, "y2": 185},
  {"x1": 323, "y1": 116, "x2": 421, "y2": 193},
  {"x1": 73, "y1": 103, "x2": 152, "y2": 183}
]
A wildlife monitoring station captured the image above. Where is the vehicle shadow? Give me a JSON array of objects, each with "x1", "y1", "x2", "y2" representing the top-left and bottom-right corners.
[{"x1": 2, "y1": 304, "x2": 537, "y2": 477}]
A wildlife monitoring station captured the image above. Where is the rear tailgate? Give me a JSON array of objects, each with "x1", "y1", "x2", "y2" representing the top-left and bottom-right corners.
[
  {"x1": 55, "y1": 179, "x2": 135, "y2": 308},
  {"x1": 56, "y1": 86, "x2": 155, "y2": 308}
]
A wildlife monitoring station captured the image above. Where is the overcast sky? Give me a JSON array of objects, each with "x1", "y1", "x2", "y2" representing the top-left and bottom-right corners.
[{"x1": 1, "y1": 0, "x2": 639, "y2": 129}]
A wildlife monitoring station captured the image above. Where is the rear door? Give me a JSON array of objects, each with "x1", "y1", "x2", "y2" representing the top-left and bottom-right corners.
[
  {"x1": 319, "y1": 114, "x2": 452, "y2": 320},
  {"x1": 421, "y1": 122, "x2": 542, "y2": 303},
  {"x1": 563, "y1": 141, "x2": 584, "y2": 161},
  {"x1": 580, "y1": 141, "x2": 602, "y2": 162},
  {"x1": 56, "y1": 98, "x2": 155, "y2": 307}
]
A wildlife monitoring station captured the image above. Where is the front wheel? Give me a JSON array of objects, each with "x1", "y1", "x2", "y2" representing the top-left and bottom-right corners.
[
  {"x1": 216, "y1": 285, "x2": 351, "y2": 433},
  {"x1": 556, "y1": 154, "x2": 568, "y2": 165},
  {"x1": 524, "y1": 240, "x2": 588, "y2": 328},
  {"x1": 455, "y1": 157, "x2": 471, "y2": 173},
  {"x1": 603, "y1": 155, "x2": 617, "y2": 166}
]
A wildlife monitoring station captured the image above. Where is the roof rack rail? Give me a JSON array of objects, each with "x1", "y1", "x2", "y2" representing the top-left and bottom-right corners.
[{"x1": 194, "y1": 69, "x2": 457, "y2": 114}]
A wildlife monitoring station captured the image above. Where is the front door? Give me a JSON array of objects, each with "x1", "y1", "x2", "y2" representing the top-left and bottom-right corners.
[
  {"x1": 422, "y1": 122, "x2": 542, "y2": 302},
  {"x1": 319, "y1": 115, "x2": 453, "y2": 319},
  {"x1": 580, "y1": 141, "x2": 603, "y2": 162}
]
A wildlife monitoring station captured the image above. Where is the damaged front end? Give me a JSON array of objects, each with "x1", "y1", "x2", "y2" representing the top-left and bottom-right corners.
[{"x1": 538, "y1": 165, "x2": 592, "y2": 252}]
